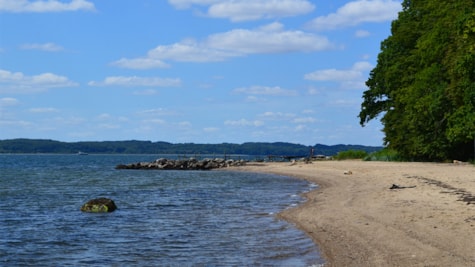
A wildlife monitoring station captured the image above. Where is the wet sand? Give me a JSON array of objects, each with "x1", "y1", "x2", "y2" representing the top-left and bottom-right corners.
[{"x1": 229, "y1": 161, "x2": 475, "y2": 267}]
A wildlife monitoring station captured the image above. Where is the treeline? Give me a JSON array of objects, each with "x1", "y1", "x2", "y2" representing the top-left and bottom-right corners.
[
  {"x1": 0, "y1": 138, "x2": 382, "y2": 156},
  {"x1": 359, "y1": 0, "x2": 475, "y2": 161}
]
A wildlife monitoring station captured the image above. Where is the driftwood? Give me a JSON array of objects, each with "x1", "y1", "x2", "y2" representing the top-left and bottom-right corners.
[{"x1": 389, "y1": 184, "x2": 416, "y2": 190}]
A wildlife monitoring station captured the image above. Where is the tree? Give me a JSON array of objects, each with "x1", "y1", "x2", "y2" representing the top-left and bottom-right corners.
[{"x1": 359, "y1": 0, "x2": 475, "y2": 161}]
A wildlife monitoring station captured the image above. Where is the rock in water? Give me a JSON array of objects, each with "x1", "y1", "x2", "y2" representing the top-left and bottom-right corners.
[{"x1": 81, "y1": 198, "x2": 117, "y2": 213}]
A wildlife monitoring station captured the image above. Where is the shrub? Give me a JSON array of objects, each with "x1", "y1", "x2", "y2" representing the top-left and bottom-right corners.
[
  {"x1": 334, "y1": 150, "x2": 368, "y2": 160},
  {"x1": 364, "y1": 148, "x2": 402, "y2": 161}
]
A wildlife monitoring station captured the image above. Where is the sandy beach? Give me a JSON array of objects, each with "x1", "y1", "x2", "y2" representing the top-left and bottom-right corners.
[{"x1": 230, "y1": 161, "x2": 475, "y2": 267}]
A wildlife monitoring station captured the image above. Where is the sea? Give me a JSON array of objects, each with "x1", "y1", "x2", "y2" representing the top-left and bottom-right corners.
[{"x1": 0, "y1": 154, "x2": 324, "y2": 266}]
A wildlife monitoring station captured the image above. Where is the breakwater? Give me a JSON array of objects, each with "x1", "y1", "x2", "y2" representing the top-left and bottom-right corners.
[{"x1": 116, "y1": 157, "x2": 246, "y2": 170}]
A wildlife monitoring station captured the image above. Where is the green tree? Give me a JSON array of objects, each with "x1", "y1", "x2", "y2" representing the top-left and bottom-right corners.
[{"x1": 360, "y1": 0, "x2": 475, "y2": 161}]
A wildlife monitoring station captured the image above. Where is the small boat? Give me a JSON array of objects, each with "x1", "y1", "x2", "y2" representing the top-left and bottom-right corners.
[{"x1": 77, "y1": 151, "x2": 88, "y2": 155}]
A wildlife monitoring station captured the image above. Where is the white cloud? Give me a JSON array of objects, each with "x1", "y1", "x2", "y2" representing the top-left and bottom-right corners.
[
  {"x1": 133, "y1": 89, "x2": 159, "y2": 95},
  {"x1": 137, "y1": 108, "x2": 178, "y2": 116},
  {"x1": 95, "y1": 113, "x2": 112, "y2": 120},
  {"x1": 0, "y1": 0, "x2": 96, "y2": 13},
  {"x1": 304, "y1": 61, "x2": 373, "y2": 88},
  {"x1": 207, "y1": 22, "x2": 331, "y2": 54},
  {"x1": 177, "y1": 121, "x2": 192, "y2": 128},
  {"x1": 203, "y1": 127, "x2": 219, "y2": 132},
  {"x1": 0, "y1": 69, "x2": 78, "y2": 93},
  {"x1": 143, "y1": 118, "x2": 166, "y2": 124},
  {"x1": 292, "y1": 117, "x2": 317, "y2": 123},
  {"x1": 0, "y1": 97, "x2": 19, "y2": 106},
  {"x1": 246, "y1": 95, "x2": 266, "y2": 102},
  {"x1": 259, "y1": 111, "x2": 296, "y2": 120},
  {"x1": 88, "y1": 76, "x2": 182, "y2": 87},
  {"x1": 98, "y1": 123, "x2": 120, "y2": 130},
  {"x1": 167, "y1": 0, "x2": 219, "y2": 9},
  {"x1": 355, "y1": 29, "x2": 370, "y2": 38},
  {"x1": 224, "y1": 119, "x2": 263, "y2": 127},
  {"x1": 113, "y1": 22, "x2": 333, "y2": 69},
  {"x1": 20, "y1": 42, "x2": 64, "y2": 51},
  {"x1": 147, "y1": 40, "x2": 239, "y2": 63},
  {"x1": 233, "y1": 85, "x2": 298, "y2": 96},
  {"x1": 328, "y1": 99, "x2": 360, "y2": 108},
  {"x1": 111, "y1": 58, "x2": 170, "y2": 69},
  {"x1": 29, "y1": 107, "x2": 59, "y2": 113},
  {"x1": 168, "y1": 0, "x2": 314, "y2": 21},
  {"x1": 0, "y1": 119, "x2": 34, "y2": 127},
  {"x1": 307, "y1": 0, "x2": 401, "y2": 31},
  {"x1": 294, "y1": 124, "x2": 307, "y2": 131},
  {"x1": 207, "y1": 0, "x2": 315, "y2": 22}
]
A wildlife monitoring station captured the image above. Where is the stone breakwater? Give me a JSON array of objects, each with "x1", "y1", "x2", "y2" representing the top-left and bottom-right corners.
[{"x1": 115, "y1": 158, "x2": 246, "y2": 170}]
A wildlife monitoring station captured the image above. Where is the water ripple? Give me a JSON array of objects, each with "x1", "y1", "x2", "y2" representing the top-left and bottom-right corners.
[{"x1": 0, "y1": 154, "x2": 323, "y2": 266}]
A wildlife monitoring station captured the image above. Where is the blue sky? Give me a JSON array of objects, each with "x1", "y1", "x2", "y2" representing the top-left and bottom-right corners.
[{"x1": 0, "y1": 0, "x2": 401, "y2": 146}]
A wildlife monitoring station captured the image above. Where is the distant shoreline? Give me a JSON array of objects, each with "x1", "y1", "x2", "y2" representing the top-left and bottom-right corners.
[
  {"x1": 229, "y1": 161, "x2": 475, "y2": 266},
  {"x1": 0, "y1": 138, "x2": 382, "y2": 156}
]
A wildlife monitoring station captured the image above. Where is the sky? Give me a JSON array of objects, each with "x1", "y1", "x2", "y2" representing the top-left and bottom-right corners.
[{"x1": 0, "y1": 0, "x2": 402, "y2": 146}]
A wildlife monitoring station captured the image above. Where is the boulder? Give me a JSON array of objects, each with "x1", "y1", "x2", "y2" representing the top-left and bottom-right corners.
[
  {"x1": 115, "y1": 157, "x2": 247, "y2": 170},
  {"x1": 81, "y1": 198, "x2": 117, "y2": 213}
]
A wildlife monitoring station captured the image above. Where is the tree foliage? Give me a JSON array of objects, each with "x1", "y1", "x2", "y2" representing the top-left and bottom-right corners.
[{"x1": 360, "y1": 0, "x2": 475, "y2": 161}]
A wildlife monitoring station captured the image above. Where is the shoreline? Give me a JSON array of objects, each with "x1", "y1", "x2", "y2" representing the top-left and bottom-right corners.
[{"x1": 228, "y1": 161, "x2": 475, "y2": 267}]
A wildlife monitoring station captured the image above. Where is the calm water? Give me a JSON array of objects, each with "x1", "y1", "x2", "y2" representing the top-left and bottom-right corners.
[{"x1": 0, "y1": 154, "x2": 323, "y2": 266}]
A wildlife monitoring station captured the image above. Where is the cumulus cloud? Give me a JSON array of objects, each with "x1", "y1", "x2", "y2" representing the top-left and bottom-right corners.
[
  {"x1": 304, "y1": 61, "x2": 373, "y2": 89},
  {"x1": 206, "y1": 22, "x2": 331, "y2": 53},
  {"x1": 207, "y1": 0, "x2": 315, "y2": 22},
  {"x1": 233, "y1": 85, "x2": 298, "y2": 96},
  {"x1": 147, "y1": 40, "x2": 238, "y2": 63},
  {"x1": 307, "y1": 0, "x2": 401, "y2": 31},
  {"x1": 88, "y1": 76, "x2": 182, "y2": 87},
  {"x1": 168, "y1": 0, "x2": 314, "y2": 21},
  {"x1": 0, "y1": 69, "x2": 78, "y2": 93},
  {"x1": 114, "y1": 22, "x2": 333, "y2": 69},
  {"x1": 20, "y1": 42, "x2": 64, "y2": 51},
  {"x1": 0, "y1": 0, "x2": 96, "y2": 13}
]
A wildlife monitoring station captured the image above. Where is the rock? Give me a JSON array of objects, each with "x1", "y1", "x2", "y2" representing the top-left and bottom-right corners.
[
  {"x1": 81, "y1": 198, "x2": 117, "y2": 212},
  {"x1": 115, "y1": 164, "x2": 128, "y2": 169},
  {"x1": 115, "y1": 157, "x2": 247, "y2": 170}
]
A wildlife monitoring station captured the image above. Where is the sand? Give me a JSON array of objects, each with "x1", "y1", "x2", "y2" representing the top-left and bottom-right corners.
[{"x1": 229, "y1": 161, "x2": 475, "y2": 267}]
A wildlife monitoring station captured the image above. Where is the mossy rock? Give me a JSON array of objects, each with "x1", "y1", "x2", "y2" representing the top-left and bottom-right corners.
[{"x1": 81, "y1": 198, "x2": 117, "y2": 213}]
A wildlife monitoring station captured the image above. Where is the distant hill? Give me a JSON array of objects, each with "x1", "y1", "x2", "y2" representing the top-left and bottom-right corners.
[{"x1": 0, "y1": 138, "x2": 382, "y2": 156}]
